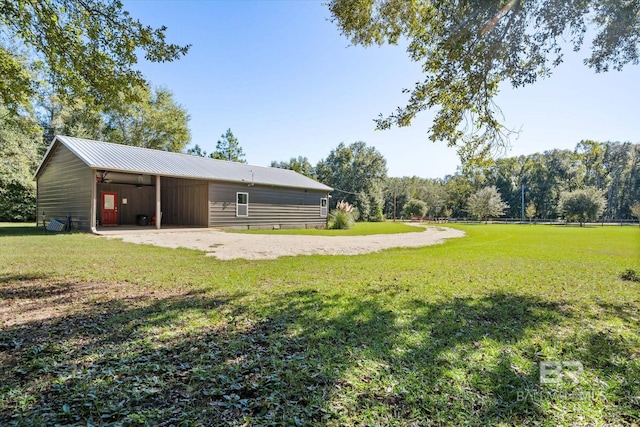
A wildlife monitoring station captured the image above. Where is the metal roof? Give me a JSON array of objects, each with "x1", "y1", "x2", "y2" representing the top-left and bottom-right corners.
[{"x1": 36, "y1": 136, "x2": 333, "y2": 192}]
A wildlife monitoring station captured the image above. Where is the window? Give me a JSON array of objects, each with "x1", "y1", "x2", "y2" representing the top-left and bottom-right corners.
[
  {"x1": 236, "y1": 192, "x2": 249, "y2": 217},
  {"x1": 320, "y1": 198, "x2": 328, "y2": 217}
]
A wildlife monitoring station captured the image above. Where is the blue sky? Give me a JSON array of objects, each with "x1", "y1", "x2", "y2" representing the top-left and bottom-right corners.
[{"x1": 123, "y1": 1, "x2": 640, "y2": 178}]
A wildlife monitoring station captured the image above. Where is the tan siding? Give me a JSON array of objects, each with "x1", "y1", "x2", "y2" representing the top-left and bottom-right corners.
[
  {"x1": 209, "y1": 183, "x2": 328, "y2": 228},
  {"x1": 161, "y1": 177, "x2": 208, "y2": 226},
  {"x1": 36, "y1": 143, "x2": 92, "y2": 230}
]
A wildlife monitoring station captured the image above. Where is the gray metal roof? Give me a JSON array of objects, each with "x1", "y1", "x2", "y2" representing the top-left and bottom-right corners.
[{"x1": 36, "y1": 135, "x2": 332, "y2": 192}]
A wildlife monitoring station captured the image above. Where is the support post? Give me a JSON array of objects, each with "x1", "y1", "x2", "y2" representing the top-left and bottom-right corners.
[
  {"x1": 90, "y1": 169, "x2": 98, "y2": 233},
  {"x1": 155, "y1": 175, "x2": 161, "y2": 230},
  {"x1": 393, "y1": 188, "x2": 397, "y2": 222},
  {"x1": 521, "y1": 184, "x2": 525, "y2": 223}
]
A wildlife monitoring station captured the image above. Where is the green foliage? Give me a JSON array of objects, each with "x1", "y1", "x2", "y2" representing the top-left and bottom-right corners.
[
  {"x1": 443, "y1": 141, "x2": 640, "y2": 220},
  {"x1": 631, "y1": 201, "x2": 640, "y2": 225},
  {"x1": 525, "y1": 202, "x2": 536, "y2": 221},
  {"x1": 327, "y1": 209, "x2": 355, "y2": 230},
  {"x1": 0, "y1": 0, "x2": 190, "y2": 112},
  {"x1": 327, "y1": 200, "x2": 355, "y2": 229},
  {"x1": 0, "y1": 107, "x2": 41, "y2": 221},
  {"x1": 35, "y1": 84, "x2": 191, "y2": 153},
  {"x1": 0, "y1": 224, "x2": 638, "y2": 425},
  {"x1": 0, "y1": 181, "x2": 35, "y2": 221},
  {"x1": 270, "y1": 156, "x2": 315, "y2": 178},
  {"x1": 186, "y1": 143, "x2": 207, "y2": 157},
  {"x1": 316, "y1": 142, "x2": 387, "y2": 221},
  {"x1": 402, "y1": 198, "x2": 427, "y2": 219},
  {"x1": 557, "y1": 186, "x2": 606, "y2": 225},
  {"x1": 103, "y1": 86, "x2": 191, "y2": 152},
  {"x1": 211, "y1": 129, "x2": 245, "y2": 163},
  {"x1": 466, "y1": 186, "x2": 508, "y2": 221},
  {"x1": 327, "y1": 1, "x2": 640, "y2": 163}
]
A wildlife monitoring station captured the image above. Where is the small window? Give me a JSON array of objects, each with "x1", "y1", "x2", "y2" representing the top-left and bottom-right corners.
[
  {"x1": 320, "y1": 198, "x2": 328, "y2": 217},
  {"x1": 237, "y1": 192, "x2": 249, "y2": 217}
]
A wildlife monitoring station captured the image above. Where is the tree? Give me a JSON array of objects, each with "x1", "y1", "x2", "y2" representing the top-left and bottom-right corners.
[
  {"x1": 525, "y1": 203, "x2": 537, "y2": 223},
  {"x1": 631, "y1": 201, "x2": 640, "y2": 226},
  {"x1": 270, "y1": 156, "x2": 315, "y2": 178},
  {"x1": 187, "y1": 144, "x2": 207, "y2": 157},
  {"x1": 602, "y1": 141, "x2": 632, "y2": 219},
  {"x1": 212, "y1": 129, "x2": 246, "y2": 163},
  {"x1": 103, "y1": 86, "x2": 191, "y2": 152},
  {"x1": 315, "y1": 142, "x2": 387, "y2": 222},
  {"x1": 0, "y1": 105, "x2": 41, "y2": 221},
  {"x1": 402, "y1": 198, "x2": 427, "y2": 219},
  {"x1": 444, "y1": 173, "x2": 476, "y2": 218},
  {"x1": 557, "y1": 187, "x2": 606, "y2": 226},
  {"x1": 38, "y1": 92, "x2": 104, "y2": 146},
  {"x1": 466, "y1": 186, "x2": 508, "y2": 222},
  {"x1": 327, "y1": 1, "x2": 640, "y2": 163},
  {"x1": 0, "y1": 0, "x2": 189, "y2": 112}
]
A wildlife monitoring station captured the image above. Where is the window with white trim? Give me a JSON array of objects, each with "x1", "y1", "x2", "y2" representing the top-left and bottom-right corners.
[
  {"x1": 320, "y1": 197, "x2": 328, "y2": 217},
  {"x1": 236, "y1": 192, "x2": 249, "y2": 217}
]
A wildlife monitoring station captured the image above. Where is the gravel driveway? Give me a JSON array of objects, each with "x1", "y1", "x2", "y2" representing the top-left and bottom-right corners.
[{"x1": 100, "y1": 224, "x2": 465, "y2": 260}]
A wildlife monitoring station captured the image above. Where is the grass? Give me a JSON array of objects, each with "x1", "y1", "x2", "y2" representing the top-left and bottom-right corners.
[
  {"x1": 1, "y1": 222, "x2": 639, "y2": 426},
  {"x1": 229, "y1": 221, "x2": 424, "y2": 236}
]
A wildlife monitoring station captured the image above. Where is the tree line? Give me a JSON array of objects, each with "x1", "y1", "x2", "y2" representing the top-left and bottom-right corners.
[{"x1": 270, "y1": 140, "x2": 640, "y2": 222}]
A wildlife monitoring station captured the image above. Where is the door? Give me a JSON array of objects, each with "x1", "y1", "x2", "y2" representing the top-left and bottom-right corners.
[{"x1": 102, "y1": 192, "x2": 118, "y2": 225}]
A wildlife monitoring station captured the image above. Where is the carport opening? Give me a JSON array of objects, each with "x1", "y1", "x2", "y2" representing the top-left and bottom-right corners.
[{"x1": 96, "y1": 171, "x2": 156, "y2": 227}]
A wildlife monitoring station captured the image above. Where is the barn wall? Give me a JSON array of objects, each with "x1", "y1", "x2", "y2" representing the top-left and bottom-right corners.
[
  {"x1": 97, "y1": 183, "x2": 155, "y2": 225},
  {"x1": 36, "y1": 143, "x2": 92, "y2": 231},
  {"x1": 161, "y1": 177, "x2": 209, "y2": 226},
  {"x1": 209, "y1": 182, "x2": 328, "y2": 228}
]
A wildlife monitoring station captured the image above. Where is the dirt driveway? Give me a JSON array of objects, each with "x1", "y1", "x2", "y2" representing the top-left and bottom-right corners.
[{"x1": 100, "y1": 224, "x2": 465, "y2": 260}]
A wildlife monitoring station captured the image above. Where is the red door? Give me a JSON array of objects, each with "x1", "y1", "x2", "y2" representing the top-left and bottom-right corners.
[{"x1": 102, "y1": 192, "x2": 118, "y2": 225}]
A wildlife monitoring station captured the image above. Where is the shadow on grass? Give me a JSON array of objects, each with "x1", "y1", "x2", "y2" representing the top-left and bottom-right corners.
[
  {"x1": 1, "y1": 287, "x2": 638, "y2": 425},
  {"x1": 0, "y1": 273, "x2": 49, "y2": 285},
  {"x1": 0, "y1": 225, "x2": 54, "y2": 237}
]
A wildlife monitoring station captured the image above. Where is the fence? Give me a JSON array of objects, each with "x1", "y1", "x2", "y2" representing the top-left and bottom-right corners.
[{"x1": 443, "y1": 218, "x2": 639, "y2": 226}]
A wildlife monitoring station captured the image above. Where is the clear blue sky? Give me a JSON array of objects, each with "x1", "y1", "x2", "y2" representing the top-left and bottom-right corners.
[{"x1": 123, "y1": 0, "x2": 640, "y2": 179}]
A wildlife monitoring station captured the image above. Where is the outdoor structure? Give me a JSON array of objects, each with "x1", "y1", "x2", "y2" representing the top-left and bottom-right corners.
[{"x1": 35, "y1": 136, "x2": 332, "y2": 232}]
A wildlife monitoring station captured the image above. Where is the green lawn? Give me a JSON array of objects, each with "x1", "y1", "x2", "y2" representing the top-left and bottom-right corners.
[
  {"x1": 1, "y1": 223, "x2": 639, "y2": 426},
  {"x1": 229, "y1": 221, "x2": 424, "y2": 236}
]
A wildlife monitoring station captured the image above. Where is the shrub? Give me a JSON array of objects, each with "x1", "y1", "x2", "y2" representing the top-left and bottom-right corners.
[{"x1": 328, "y1": 200, "x2": 355, "y2": 230}]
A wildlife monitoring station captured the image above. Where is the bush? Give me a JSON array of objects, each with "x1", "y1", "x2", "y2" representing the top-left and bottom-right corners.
[
  {"x1": 328, "y1": 209, "x2": 355, "y2": 230},
  {"x1": 0, "y1": 180, "x2": 36, "y2": 222},
  {"x1": 328, "y1": 200, "x2": 355, "y2": 230}
]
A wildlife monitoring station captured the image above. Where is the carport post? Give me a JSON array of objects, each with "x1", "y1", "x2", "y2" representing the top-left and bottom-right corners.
[
  {"x1": 155, "y1": 175, "x2": 161, "y2": 230},
  {"x1": 90, "y1": 169, "x2": 98, "y2": 233}
]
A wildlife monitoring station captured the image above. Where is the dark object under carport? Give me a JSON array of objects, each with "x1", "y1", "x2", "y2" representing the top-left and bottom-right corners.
[{"x1": 136, "y1": 214, "x2": 149, "y2": 226}]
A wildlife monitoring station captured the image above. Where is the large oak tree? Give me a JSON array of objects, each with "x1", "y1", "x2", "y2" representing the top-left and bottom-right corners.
[
  {"x1": 327, "y1": 0, "x2": 640, "y2": 162},
  {"x1": 0, "y1": 0, "x2": 189, "y2": 112}
]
